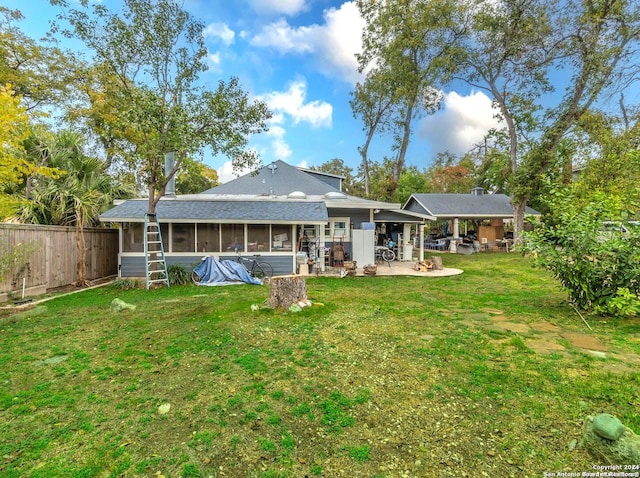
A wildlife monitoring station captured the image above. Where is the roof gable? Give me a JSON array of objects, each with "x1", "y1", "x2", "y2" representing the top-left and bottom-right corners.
[
  {"x1": 406, "y1": 193, "x2": 539, "y2": 218},
  {"x1": 202, "y1": 160, "x2": 339, "y2": 196}
]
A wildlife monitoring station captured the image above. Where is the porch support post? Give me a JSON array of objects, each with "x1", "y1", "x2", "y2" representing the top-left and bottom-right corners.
[
  {"x1": 319, "y1": 223, "x2": 326, "y2": 272},
  {"x1": 449, "y1": 217, "x2": 460, "y2": 253},
  {"x1": 419, "y1": 224, "x2": 425, "y2": 261}
]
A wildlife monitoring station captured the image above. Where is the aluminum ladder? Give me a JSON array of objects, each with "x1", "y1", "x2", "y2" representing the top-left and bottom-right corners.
[{"x1": 144, "y1": 213, "x2": 170, "y2": 289}]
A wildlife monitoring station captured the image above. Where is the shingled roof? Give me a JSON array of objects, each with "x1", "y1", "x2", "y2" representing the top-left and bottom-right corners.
[
  {"x1": 404, "y1": 193, "x2": 539, "y2": 219},
  {"x1": 202, "y1": 160, "x2": 338, "y2": 196},
  {"x1": 99, "y1": 199, "x2": 328, "y2": 223}
]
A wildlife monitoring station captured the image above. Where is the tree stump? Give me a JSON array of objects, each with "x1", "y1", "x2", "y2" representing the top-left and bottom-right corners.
[
  {"x1": 269, "y1": 275, "x2": 307, "y2": 309},
  {"x1": 431, "y1": 256, "x2": 443, "y2": 270}
]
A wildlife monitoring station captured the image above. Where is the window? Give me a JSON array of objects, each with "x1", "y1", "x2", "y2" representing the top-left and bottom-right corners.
[
  {"x1": 248, "y1": 224, "x2": 270, "y2": 252},
  {"x1": 172, "y1": 224, "x2": 195, "y2": 252},
  {"x1": 272, "y1": 224, "x2": 292, "y2": 250},
  {"x1": 221, "y1": 224, "x2": 245, "y2": 252},
  {"x1": 301, "y1": 225, "x2": 319, "y2": 239},
  {"x1": 197, "y1": 224, "x2": 220, "y2": 252},
  {"x1": 122, "y1": 222, "x2": 168, "y2": 252},
  {"x1": 122, "y1": 222, "x2": 144, "y2": 252},
  {"x1": 325, "y1": 218, "x2": 350, "y2": 241}
]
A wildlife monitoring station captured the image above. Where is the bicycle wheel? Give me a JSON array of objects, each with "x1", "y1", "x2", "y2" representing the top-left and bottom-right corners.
[
  {"x1": 381, "y1": 249, "x2": 395, "y2": 262},
  {"x1": 253, "y1": 262, "x2": 273, "y2": 279}
]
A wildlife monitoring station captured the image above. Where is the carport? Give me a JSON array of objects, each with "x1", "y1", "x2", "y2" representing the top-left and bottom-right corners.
[{"x1": 402, "y1": 188, "x2": 540, "y2": 254}]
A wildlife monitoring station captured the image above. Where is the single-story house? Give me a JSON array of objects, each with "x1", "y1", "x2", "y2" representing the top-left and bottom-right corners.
[
  {"x1": 99, "y1": 160, "x2": 428, "y2": 277},
  {"x1": 99, "y1": 162, "x2": 540, "y2": 277}
]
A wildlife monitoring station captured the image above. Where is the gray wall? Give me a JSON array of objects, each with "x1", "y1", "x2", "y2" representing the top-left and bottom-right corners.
[{"x1": 120, "y1": 254, "x2": 296, "y2": 278}]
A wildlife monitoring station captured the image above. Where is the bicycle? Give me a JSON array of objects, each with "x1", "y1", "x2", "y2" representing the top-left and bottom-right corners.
[
  {"x1": 234, "y1": 249, "x2": 273, "y2": 280},
  {"x1": 375, "y1": 244, "x2": 395, "y2": 266},
  {"x1": 192, "y1": 251, "x2": 273, "y2": 283}
]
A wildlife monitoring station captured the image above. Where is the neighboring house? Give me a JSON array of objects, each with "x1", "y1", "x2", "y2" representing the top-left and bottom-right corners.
[{"x1": 99, "y1": 160, "x2": 420, "y2": 277}]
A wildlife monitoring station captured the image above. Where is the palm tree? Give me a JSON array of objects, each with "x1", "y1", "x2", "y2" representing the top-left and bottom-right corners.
[{"x1": 18, "y1": 129, "x2": 134, "y2": 285}]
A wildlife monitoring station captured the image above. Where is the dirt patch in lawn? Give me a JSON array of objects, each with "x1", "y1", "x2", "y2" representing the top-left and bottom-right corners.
[{"x1": 482, "y1": 312, "x2": 640, "y2": 374}]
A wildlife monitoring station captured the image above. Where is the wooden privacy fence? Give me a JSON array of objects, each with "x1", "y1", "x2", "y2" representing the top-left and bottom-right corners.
[{"x1": 0, "y1": 223, "x2": 118, "y2": 300}]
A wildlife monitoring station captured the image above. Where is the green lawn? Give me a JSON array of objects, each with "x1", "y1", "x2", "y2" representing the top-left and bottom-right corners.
[{"x1": 1, "y1": 253, "x2": 638, "y2": 477}]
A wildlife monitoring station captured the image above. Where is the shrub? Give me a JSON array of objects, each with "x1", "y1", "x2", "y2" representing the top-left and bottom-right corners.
[
  {"x1": 167, "y1": 264, "x2": 192, "y2": 285},
  {"x1": 522, "y1": 189, "x2": 640, "y2": 316},
  {"x1": 111, "y1": 278, "x2": 139, "y2": 290}
]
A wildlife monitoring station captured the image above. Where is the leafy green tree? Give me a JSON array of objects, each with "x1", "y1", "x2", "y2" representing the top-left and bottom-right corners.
[
  {"x1": 175, "y1": 158, "x2": 219, "y2": 194},
  {"x1": 17, "y1": 130, "x2": 134, "y2": 284},
  {"x1": 393, "y1": 166, "x2": 429, "y2": 205},
  {"x1": 426, "y1": 153, "x2": 476, "y2": 193},
  {"x1": 0, "y1": 7, "x2": 77, "y2": 112},
  {"x1": 463, "y1": 0, "x2": 640, "y2": 240},
  {"x1": 311, "y1": 159, "x2": 364, "y2": 197},
  {"x1": 570, "y1": 107, "x2": 640, "y2": 212},
  {"x1": 53, "y1": 0, "x2": 271, "y2": 215},
  {"x1": 356, "y1": 0, "x2": 463, "y2": 182},
  {"x1": 453, "y1": 0, "x2": 558, "y2": 240},
  {"x1": 522, "y1": 188, "x2": 640, "y2": 316},
  {"x1": 63, "y1": 63, "x2": 135, "y2": 172},
  {"x1": 366, "y1": 158, "x2": 398, "y2": 203},
  {"x1": 350, "y1": 72, "x2": 396, "y2": 196},
  {"x1": 0, "y1": 85, "x2": 61, "y2": 219},
  {"x1": 468, "y1": 130, "x2": 511, "y2": 194}
]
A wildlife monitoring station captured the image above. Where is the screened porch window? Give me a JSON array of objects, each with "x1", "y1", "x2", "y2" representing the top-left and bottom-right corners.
[
  {"x1": 122, "y1": 222, "x2": 144, "y2": 252},
  {"x1": 221, "y1": 224, "x2": 245, "y2": 252},
  {"x1": 122, "y1": 222, "x2": 168, "y2": 252},
  {"x1": 248, "y1": 224, "x2": 270, "y2": 252},
  {"x1": 197, "y1": 224, "x2": 220, "y2": 252},
  {"x1": 171, "y1": 224, "x2": 195, "y2": 252},
  {"x1": 272, "y1": 224, "x2": 292, "y2": 250}
]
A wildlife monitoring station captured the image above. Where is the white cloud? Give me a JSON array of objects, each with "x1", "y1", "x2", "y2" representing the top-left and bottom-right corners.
[
  {"x1": 419, "y1": 90, "x2": 503, "y2": 156},
  {"x1": 250, "y1": 2, "x2": 363, "y2": 84},
  {"x1": 217, "y1": 160, "x2": 256, "y2": 184},
  {"x1": 249, "y1": 0, "x2": 307, "y2": 16},
  {"x1": 251, "y1": 19, "x2": 315, "y2": 53},
  {"x1": 203, "y1": 22, "x2": 235, "y2": 45},
  {"x1": 259, "y1": 80, "x2": 332, "y2": 128},
  {"x1": 266, "y1": 124, "x2": 293, "y2": 160},
  {"x1": 316, "y1": 2, "x2": 363, "y2": 84},
  {"x1": 208, "y1": 52, "x2": 221, "y2": 66}
]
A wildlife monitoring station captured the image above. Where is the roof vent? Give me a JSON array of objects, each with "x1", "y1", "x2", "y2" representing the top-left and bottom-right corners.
[
  {"x1": 471, "y1": 187, "x2": 484, "y2": 196},
  {"x1": 288, "y1": 191, "x2": 307, "y2": 199},
  {"x1": 324, "y1": 191, "x2": 347, "y2": 199}
]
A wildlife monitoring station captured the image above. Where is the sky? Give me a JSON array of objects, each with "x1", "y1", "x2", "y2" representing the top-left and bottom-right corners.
[{"x1": 5, "y1": 0, "x2": 503, "y2": 183}]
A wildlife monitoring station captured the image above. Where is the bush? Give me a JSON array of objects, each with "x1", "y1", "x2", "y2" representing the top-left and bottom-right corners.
[
  {"x1": 522, "y1": 189, "x2": 640, "y2": 316},
  {"x1": 167, "y1": 264, "x2": 192, "y2": 285},
  {"x1": 111, "y1": 278, "x2": 140, "y2": 290}
]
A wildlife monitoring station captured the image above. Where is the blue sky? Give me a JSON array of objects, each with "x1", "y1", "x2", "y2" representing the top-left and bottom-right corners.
[{"x1": 6, "y1": 0, "x2": 502, "y2": 183}]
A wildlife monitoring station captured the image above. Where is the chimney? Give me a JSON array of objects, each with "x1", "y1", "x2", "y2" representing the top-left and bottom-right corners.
[
  {"x1": 164, "y1": 151, "x2": 176, "y2": 197},
  {"x1": 471, "y1": 187, "x2": 484, "y2": 196}
]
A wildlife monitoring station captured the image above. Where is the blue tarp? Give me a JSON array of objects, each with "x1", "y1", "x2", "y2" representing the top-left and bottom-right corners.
[{"x1": 193, "y1": 256, "x2": 262, "y2": 286}]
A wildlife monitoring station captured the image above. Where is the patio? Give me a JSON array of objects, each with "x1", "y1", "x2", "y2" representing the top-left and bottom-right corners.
[{"x1": 313, "y1": 259, "x2": 463, "y2": 278}]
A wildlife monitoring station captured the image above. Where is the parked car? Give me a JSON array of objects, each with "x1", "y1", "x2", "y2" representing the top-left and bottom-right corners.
[{"x1": 598, "y1": 220, "x2": 639, "y2": 241}]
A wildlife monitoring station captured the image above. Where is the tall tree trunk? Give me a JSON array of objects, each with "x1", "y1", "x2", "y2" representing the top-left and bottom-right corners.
[
  {"x1": 359, "y1": 132, "x2": 374, "y2": 197},
  {"x1": 511, "y1": 200, "x2": 526, "y2": 245},
  {"x1": 394, "y1": 102, "x2": 414, "y2": 181}
]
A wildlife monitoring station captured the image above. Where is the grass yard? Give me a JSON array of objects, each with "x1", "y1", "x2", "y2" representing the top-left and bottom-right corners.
[{"x1": 1, "y1": 253, "x2": 639, "y2": 477}]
